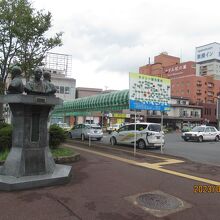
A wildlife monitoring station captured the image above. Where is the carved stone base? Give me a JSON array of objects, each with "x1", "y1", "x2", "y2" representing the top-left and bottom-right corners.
[{"x1": 0, "y1": 164, "x2": 72, "y2": 191}]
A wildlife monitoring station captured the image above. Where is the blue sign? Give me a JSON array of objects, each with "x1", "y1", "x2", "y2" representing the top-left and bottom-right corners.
[{"x1": 129, "y1": 100, "x2": 170, "y2": 111}]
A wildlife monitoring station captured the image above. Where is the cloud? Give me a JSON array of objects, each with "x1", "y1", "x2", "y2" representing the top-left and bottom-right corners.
[{"x1": 33, "y1": 0, "x2": 220, "y2": 89}]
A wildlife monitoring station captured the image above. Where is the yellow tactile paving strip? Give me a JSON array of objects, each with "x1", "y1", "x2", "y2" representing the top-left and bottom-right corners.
[{"x1": 64, "y1": 143, "x2": 220, "y2": 186}]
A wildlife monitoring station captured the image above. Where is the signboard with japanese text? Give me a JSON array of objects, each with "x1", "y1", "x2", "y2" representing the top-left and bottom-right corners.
[
  {"x1": 129, "y1": 73, "x2": 171, "y2": 111},
  {"x1": 196, "y1": 42, "x2": 220, "y2": 62}
]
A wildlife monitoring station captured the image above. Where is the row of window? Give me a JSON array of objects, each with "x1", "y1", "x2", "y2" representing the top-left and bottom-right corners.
[
  {"x1": 180, "y1": 111, "x2": 200, "y2": 117},
  {"x1": 172, "y1": 81, "x2": 215, "y2": 87},
  {"x1": 203, "y1": 108, "x2": 217, "y2": 116},
  {"x1": 55, "y1": 86, "x2": 70, "y2": 94}
]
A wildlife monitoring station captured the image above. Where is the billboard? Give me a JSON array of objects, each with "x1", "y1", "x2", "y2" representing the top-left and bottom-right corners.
[
  {"x1": 196, "y1": 42, "x2": 220, "y2": 63},
  {"x1": 129, "y1": 73, "x2": 171, "y2": 111}
]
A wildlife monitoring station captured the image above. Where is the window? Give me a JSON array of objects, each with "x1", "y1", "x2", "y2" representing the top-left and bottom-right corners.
[
  {"x1": 205, "y1": 128, "x2": 211, "y2": 133},
  {"x1": 60, "y1": 86, "x2": 64, "y2": 94},
  {"x1": 73, "y1": 125, "x2": 79, "y2": 129},
  {"x1": 137, "y1": 124, "x2": 148, "y2": 131},
  {"x1": 148, "y1": 124, "x2": 161, "y2": 132},
  {"x1": 65, "y1": 87, "x2": 70, "y2": 94},
  {"x1": 55, "y1": 86, "x2": 59, "y2": 93},
  {"x1": 183, "y1": 111, "x2": 187, "y2": 116},
  {"x1": 128, "y1": 125, "x2": 135, "y2": 131},
  {"x1": 118, "y1": 125, "x2": 129, "y2": 132},
  {"x1": 210, "y1": 127, "x2": 216, "y2": 132}
]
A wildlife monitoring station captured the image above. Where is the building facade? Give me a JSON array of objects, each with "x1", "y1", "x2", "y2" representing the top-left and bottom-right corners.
[
  {"x1": 139, "y1": 52, "x2": 220, "y2": 125},
  {"x1": 196, "y1": 42, "x2": 220, "y2": 80}
]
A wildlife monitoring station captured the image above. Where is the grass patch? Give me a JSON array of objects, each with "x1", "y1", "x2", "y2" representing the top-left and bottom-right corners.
[
  {"x1": 0, "y1": 147, "x2": 75, "y2": 161},
  {"x1": 51, "y1": 147, "x2": 75, "y2": 157}
]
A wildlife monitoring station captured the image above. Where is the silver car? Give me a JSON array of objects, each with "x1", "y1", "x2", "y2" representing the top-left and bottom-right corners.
[{"x1": 68, "y1": 123, "x2": 103, "y2": 141}]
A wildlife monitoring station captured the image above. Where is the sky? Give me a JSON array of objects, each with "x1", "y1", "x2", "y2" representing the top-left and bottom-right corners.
[{"x1": 32, "y1": 0, "x2": 220, "y2": 90}]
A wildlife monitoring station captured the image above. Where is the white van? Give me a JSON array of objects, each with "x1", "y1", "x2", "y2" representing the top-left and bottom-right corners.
[{"x1": 110, "y1": 123, "x2": 164, "y2": 149}]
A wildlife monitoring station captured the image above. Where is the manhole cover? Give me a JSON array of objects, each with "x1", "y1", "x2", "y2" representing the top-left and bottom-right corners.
[
  {"x1": 126, "y1": 191, "x2": 192, "y2": 218},
  {"x1": 136, "y1": 193, "x2": 182, "y2": 210}
]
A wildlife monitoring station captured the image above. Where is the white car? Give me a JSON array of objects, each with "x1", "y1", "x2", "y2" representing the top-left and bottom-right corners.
[
  {"x1": 68, "y1": 124, "x2": 103, "y2": 141},
  {"x1": 56, "y1": 122, "x2": 72, "y2": 131},
  {"x1": 106, "y1": 123, "x2": 122, "y2": 134},
  {"x1": 182, "y1": 125, "x2": 220, "y2": 142},
  {"x1": 110, "y1": 123, "x2": 164, "y2": 149}
]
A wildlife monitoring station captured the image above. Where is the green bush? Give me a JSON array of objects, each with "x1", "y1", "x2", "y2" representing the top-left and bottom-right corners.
[
  {"x1": 0, "y1": 124, "x2": 12, "y2": 151},
  {"x1": 0, "y1": 122, "x2": 10, "y2": 130},
  {"x1": 49, "y1": 124, "x2": 66, "y2": 149}
]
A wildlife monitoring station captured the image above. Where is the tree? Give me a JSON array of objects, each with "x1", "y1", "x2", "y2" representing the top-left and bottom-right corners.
[
  {"x1": 15, "y1": 5, "x2": 63, "y2": 79},
  {"x1": 0, "y1": 0, "x2": 63, "y2": 120}
]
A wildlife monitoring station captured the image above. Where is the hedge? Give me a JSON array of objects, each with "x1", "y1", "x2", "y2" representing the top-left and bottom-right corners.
[
  {"x1": 0, "y1": 123, "x2": 12, "y2": 151},
  {"x1": 49, "y1": 124, "x2": 66, "y2": 149}
]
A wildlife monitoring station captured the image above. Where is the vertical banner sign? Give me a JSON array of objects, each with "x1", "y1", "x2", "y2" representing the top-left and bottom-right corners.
[{"x1": 129, "y1": 73, "x2": 171, "y2": 111}]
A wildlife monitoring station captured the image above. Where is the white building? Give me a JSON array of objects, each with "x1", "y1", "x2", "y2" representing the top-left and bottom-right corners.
[
  {"x1": 50, "y1": 71, "x2": 76, "y2": 101},
  {"x1": 196, "y1": 42, "x2": 220, "y2": 80}
]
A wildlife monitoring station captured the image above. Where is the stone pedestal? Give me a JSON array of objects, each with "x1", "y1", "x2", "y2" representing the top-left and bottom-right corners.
[{"x1": 0, "y1": 94, "x2": 72, "y2": 191}]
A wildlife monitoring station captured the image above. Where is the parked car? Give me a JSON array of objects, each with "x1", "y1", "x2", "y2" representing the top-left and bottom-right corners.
[
  {"x1": 181, "y1": 125, "x2": 220, "y2": 142},
  {"x1": 56, "y1": 122, "x2": 72, "y2": 131},
  {"x1": 68, "y1": 123, "x2": 103, "y2": 141},
  {"x1": 106, "y1": 123, "x2": 122, "y2": 134},
  {"x1": 181, "y1": 123, "x2": 196, "y2": 132},
  {"x1": 110, "y1": 123, "x2": 164, "y2": 149}
]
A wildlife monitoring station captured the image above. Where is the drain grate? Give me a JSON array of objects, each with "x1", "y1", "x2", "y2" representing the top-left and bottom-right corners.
[
  {"x1": 137, "y1": 193, "x2": 183, "y2": 210},
  {"x1": 126, "y1": 191, "x2": 191, "y2": 218}
]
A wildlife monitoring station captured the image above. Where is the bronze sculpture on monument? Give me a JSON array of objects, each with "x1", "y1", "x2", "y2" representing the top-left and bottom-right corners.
[{"x1": 0, "y1": 65, "x2": 71, "y2": 191}]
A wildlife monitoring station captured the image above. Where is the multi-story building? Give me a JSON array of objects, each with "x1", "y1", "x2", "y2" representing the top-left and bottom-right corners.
[
  {"x1": 76, "y1": 87, "x2": 103, "y2": 99},
  {"x1": 145, "y1": 96, "x2": 202, "y2": 129},
  {"x1": 49, "y1": 71, "x2": 76, "y2": 101},
  {"x1": 43, "y1": 53, "x2": 76, "y2": 125},
  {"x1": 196, "y1": 42, "x2": 220, "y2": 80},
  {"x1": 139, "y1": 51, "x2": 220, "y2": 125}
]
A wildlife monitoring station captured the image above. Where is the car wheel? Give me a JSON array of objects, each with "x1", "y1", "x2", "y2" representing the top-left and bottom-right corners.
[
  {"x1": 81, "y1": 134, "x2": 85, "y2": 141},
  {"x1": 198, "y1": 136, "x2": 203, "y2": 142},
  {"x1": 183, "y1": 138, "x2": 188, "y2": 142},
  {"x1": 215, "y1": 135, "x2": 219, "y2": 142},
  {"x1": 68, "y1": 132, "x2": 72, "y2": 139},
  {"x1": 138, "y1": 139, "x2": 146, "y2": 149},
  {"x1": 110, "y1": 137, "x2": 117, "y2": 145}
]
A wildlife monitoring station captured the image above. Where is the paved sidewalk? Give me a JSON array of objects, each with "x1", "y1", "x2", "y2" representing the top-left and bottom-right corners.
[{"x1": 0, "y1": 144, "x2": 220, "y2": 220}]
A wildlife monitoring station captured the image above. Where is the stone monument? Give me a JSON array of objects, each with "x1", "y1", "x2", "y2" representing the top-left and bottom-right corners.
[{"x1": 0, "y1": 66, "x2": 71, "y2": 191}]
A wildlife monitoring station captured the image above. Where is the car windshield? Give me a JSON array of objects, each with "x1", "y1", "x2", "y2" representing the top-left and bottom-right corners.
[
  {"x1": 147, "y1": 124, "x2": 161, "y2": 132},
  {"x1": 191, "y1": 126, "x2": 205, "y2": 132},
  {"x1": 86, "y1": 125, "x2": 101, "y2": 129}
]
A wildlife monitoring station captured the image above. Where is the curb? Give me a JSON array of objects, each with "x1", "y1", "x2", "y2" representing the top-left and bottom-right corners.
[
  {"x1": 53, "y1": 153, "x2": 81, "y2": 164},
  {"x1": 0, "y1": 153, "x2": 80, "y2": 165}
]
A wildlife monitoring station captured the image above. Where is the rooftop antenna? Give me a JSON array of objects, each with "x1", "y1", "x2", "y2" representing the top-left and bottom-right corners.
[{"x1": 148, "y1": 57, "x2": 151, "y2": 65}]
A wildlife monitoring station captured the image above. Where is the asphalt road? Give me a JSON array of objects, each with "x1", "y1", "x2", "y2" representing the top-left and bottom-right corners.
[{"x1": 100, "y1": 132, "x2": 220, "y2": 167}]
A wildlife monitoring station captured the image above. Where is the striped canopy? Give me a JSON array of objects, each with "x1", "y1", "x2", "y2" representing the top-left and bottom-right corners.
[{"x1": 53, "y1": 89, "x2": 129, "y2": 116}]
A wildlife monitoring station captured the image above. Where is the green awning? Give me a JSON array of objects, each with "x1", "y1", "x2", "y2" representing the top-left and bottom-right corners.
[{"x1": 52, "y1": 89, "x2": 129, "y2": 115}]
